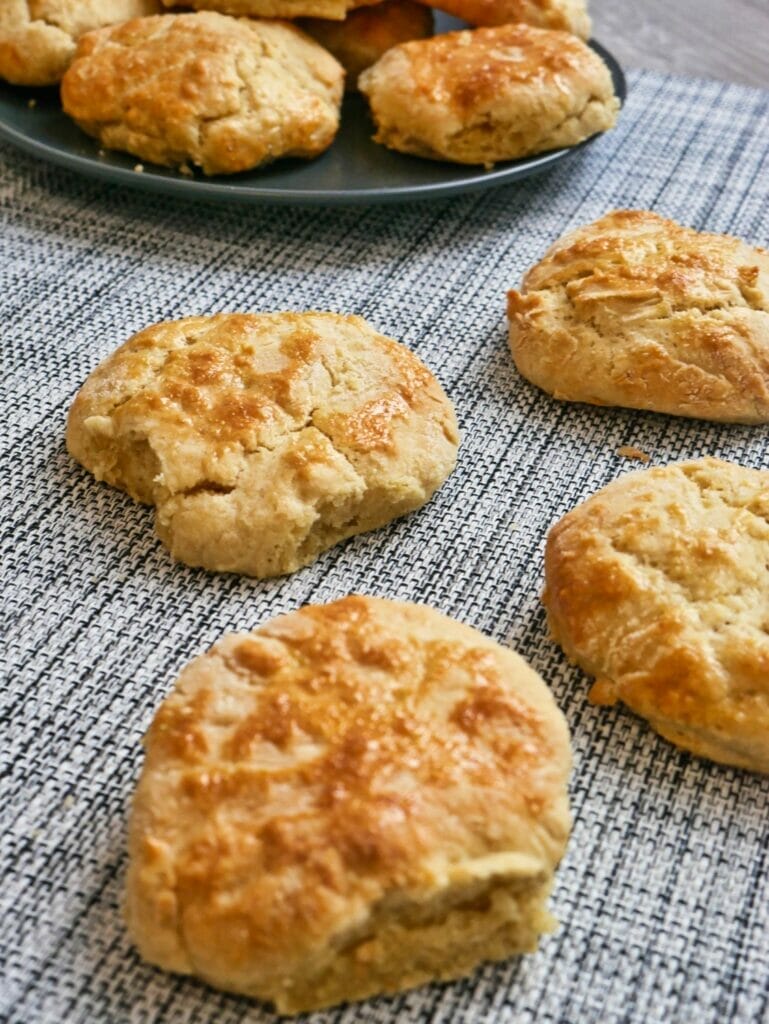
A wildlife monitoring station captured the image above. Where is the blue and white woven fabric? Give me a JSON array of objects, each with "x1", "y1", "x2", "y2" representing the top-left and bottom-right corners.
[{"x1": 3, "y1": 69, "x2": 769, "y2": 1024}]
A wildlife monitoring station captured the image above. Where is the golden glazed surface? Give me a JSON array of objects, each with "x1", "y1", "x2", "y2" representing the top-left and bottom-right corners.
[
  {"x1": 544, "y1": 458, "x2": 769, "y2": 772},
  {"x1": 417, "y1": 0, "x2": 590, "y2": 37},
  {"x1": 60, "y1": 13, "x2": 343, "y2": 174},
  {"x1": 126, "y1": 596, "x2": 572, "y2": 1012},
  {"x1": 300, "y1": 0, "x2": 433, "y2": 90},
  {"x1": 358, "y1": 24, "x2": 618, "y2": 166},
  {"x1": 508, "y1": 210, "x2": 769, "y2": 422},
  {"x1": 66, "y1": 312, "x2": 459, "y2": 577},
  {"x1": 0, "y1": 0, "x2": 160, "y2": 85}
]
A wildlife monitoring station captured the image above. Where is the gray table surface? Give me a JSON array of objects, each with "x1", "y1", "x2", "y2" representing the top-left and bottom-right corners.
[{"x1": 592, "y1": 0, "x2": 769, "y2": 88}]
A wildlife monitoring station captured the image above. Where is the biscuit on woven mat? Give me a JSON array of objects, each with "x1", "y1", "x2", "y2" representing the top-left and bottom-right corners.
[
  {"x1": 67, "y1": 313, "x2": 459, "y2": 578},
  {"x1": 160, "y1": 0, "x2": 379, "y2": 21},
  {"x1": 125, "y1": 595, "x2": 572, "y2": 1012},
  {"x1": 60, "y1": 13, "x2": 343, "y2": 174},
  {"x1": 0, "y1": 0, "x2": 160, "y2": 85},
  {"x1": 418, "y1": 0, "x2": 590, "y2": 37},
  {"x1": 508, "y1": 210, "x2": 769, "y2": 423},
  {"x1": 544, "y1": 457, "x2": 769, "y2": 773},
  {"x1": 358, "y1": 24, "x2": 618, "y2": 166},
  {"x1": 300, "y1": 0, "x2": 433, "y2": 90}
]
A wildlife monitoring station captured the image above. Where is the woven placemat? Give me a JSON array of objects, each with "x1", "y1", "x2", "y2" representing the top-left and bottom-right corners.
[{"x1": 2, "y1": 69, "x2": 769, "y2": 1024}]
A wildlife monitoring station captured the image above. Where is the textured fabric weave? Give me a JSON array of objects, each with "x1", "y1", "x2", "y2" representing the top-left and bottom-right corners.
[{"x1": 2, "y1": 70, "x2": 769, "y2": 1023}]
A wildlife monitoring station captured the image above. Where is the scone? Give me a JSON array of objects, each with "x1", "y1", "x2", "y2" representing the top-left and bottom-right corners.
[
  {"x1": 358, "y1": 24, "x2": 618, "y2": 165},
  {"x1": 508, "y1": 210, "x2": 769, "y2": 423},
  {"x1": 300, "y1": 0, "x2": 433, "y2": 90},
  {"x1": 0, "y1": 0, "x2": 160, "y2": 86},
  {"x1": 60, "y1": 13, "x2": 343, "y2": 175},
  {"x1": 125, "y1": 595, "x2": 573, "y2": 1012},
  {"x1": 160, "y1": 0, "x2": 380, "y2": 21},
  {"x1": 544, "y1": 458, "x2": 769, "y2": 773},
  {"x1": 418, "y1": 0, "x2": 590, "y2": 38},
  {"x1": 66, "y1": 312, "x2": 459, "y2": 577}
]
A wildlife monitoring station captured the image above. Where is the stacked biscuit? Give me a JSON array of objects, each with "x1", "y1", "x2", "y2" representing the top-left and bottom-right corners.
[{"x1": 2, "y1": 0, "x2": 619, "y2": 174}]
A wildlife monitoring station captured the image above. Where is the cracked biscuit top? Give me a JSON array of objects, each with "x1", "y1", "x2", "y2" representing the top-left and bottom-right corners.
[
  {"x1": 508, "y1": 210, "x2": 769, "y2": 422},
  {"x1": 357, "y1": 23, "x2": 618, "y2": 166},
  {"x1": 0, "y1": 0, "x2": 160, "y2": 85},
  {"x1": 125, "y1": 595, "x2": 572, "y2": 1012},
  {"x1": 544, "y1": 458, "x2": 769, "y2": 772},
  {"x1": 416, "y1": 0, "x2": 590, "y2": 38},
  {"x1": 60, "y1": 13, "x2": 344, "y2": 174},
  {"x1": 66, "y1": 312, "x2": 459, "y2": 577}
]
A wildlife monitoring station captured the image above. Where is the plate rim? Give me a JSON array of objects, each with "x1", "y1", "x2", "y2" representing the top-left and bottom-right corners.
[{"x1": 0, "y1": 39, "x2": 626, "y2": 206}]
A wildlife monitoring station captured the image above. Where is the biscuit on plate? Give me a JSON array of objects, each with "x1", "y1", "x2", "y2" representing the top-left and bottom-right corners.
[
  {"x1": 544, "y1": 458, "x2": 769, "y2": 773},
  {"x1": 358, "y1": 24, "x2": 618, "y2": 165},
  {"x1": 300, "y1": 0, "x2": 433, "y2": 90},
  {"x1": 418, "y1": 0, "x2": 590, "y2": 37},
  {"x1": 0, "y1": 0, "x2": 160, "y2": 85},
  {"x1": 67, "y1": 312, "x2": 459, "y2": 578},
  {"x1": 60, "y1": 13, "x2": 343, "y2": 174},
  {"x1": 160, "y1": 0, "x2": 379, "y2": 22},
  {"x1": 508, "y1": 210, "x2": 769, "y2": 422},
  {"x1": 125, "y1": 595, "x2": 572, "y2": 1012}
]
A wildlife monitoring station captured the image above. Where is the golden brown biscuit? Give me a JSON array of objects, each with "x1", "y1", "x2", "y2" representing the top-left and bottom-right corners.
[
  {"x1": 66, "y1": 313, "x2": 459, "y2": 578},
  {"x1": 0, "y1": 0, "x2": 160, "y2": 85},
  {"x1": 125, "y1": 595, "x2": 573, "y2": 1012},
  {"x1": 544, "y1": 458, "x2": 769, "y2": 773},
  {"x1": 60, "y1": 13, "x2": 343, "y2": 174},
  {"x1": 358, "y1": 24, "x2": 618, "y2": 166},
  {"x1": 161, "y1": 0, "x2": 380, "y2": 22},
  {"x1": 300, "y1": 0, "x2": 433, "y2": 90},
  {"x1": 508, "y1": 210, "x2": 769, "y2": 423},
  {"x1": 419, "y1": 0, "x2": 590, "y2": 37}
]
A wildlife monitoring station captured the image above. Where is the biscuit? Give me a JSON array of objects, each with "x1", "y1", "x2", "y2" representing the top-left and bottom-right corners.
[
  {"x1": 125, "y1": 595, "x2": 573, "y2": 1012},
  {"x1": 508, "y1": 210, "x2": 769, "y2": 423},
  {"x1": 358, "y1": 24, "x2": 618, "y2": 166},
  {"x1": 0, "y1": 0, "x2": 160, "y2": 86},
  {"x1": 418, "y1": 0, "x2": 590, "y2": 37},
  {"x1": 60, "y1": 13, "x2": 343, "y2": 175},
  {"x1": 160, "y1": 0, "x2": 379, "y2": 22},
  {"x1": 66, "y1": 313, "x2": 459, "y2": 578},
  {"x1": 543, "y1": 458, "x2": 769, "y2": 773},
  {"x1": 300, "y1": 0, "x2": 433, "y2": 90}
]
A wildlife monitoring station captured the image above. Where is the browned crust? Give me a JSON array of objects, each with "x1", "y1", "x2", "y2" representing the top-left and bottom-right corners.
[
  {"x1": 126, "y1": 596, "x2": 572, "y2": 1011},
  {"x1": 543, "y1": 457, "x2": 769, "y2": 771},
  {"x1": 300, "y1": 0, "x2": 433, "y2": 89},
  {"x1": 508, "y1": 210, "x2": 769, "y2": 423},
  {"x1": 358, "y1": 23, "x2": 618, "y2": 166},
  {"x1": 417, "y1": 0, "x2": 590, "y2": 36},
  {"x1": 66, "y1": 312, "x2": 459, "y2": 577},
  {"x1": 60, "y1": 13, "x2": 343, "y2": 174}
]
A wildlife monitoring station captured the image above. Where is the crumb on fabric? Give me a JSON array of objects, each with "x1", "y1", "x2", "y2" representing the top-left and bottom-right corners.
[
  {"x1": 616, "y1": 445, "x2": 650, "y2": 463},
  {"x1": 134, "y1": 163, "x2": 144, "y2": 173}
]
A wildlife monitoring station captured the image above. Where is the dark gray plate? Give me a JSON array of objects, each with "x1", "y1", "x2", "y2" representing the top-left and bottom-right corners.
[{"x1": 0, "y1": 38, "x2": 625, "y2": 206}]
